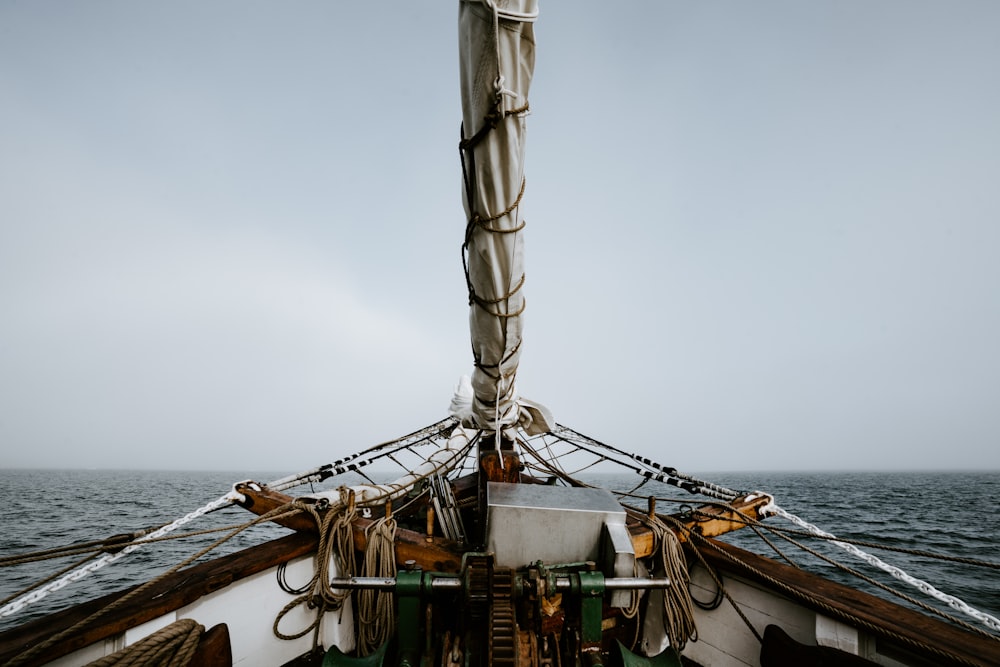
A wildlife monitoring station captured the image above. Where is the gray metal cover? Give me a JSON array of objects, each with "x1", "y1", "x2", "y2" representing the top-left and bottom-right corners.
[{"x1": 486, "y1": 482, "x2": 628, "y2": 569}]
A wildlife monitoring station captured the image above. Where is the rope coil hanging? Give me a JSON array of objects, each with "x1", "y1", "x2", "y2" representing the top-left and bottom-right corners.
[
  {"x1": 84, "y1": 619, "x2": 204, "y2": 667},
  {"x1": 357, "y1": 513, "x2": 398, "y2": 655},
  {"x1": 634, "y1": 511, "x2": 698, "y2": 651}
]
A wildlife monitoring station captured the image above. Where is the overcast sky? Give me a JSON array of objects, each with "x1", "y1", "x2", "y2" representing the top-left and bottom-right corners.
[{"x1": 1, "y1": 1, "x2": 998, "y2": 473}]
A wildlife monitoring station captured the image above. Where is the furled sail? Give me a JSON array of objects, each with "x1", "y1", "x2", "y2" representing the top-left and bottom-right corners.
[{"x1": 458, "y1": 0, "x2": 542, "y2": 434}]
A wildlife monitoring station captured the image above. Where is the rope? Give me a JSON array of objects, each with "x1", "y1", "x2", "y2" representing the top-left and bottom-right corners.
[
  {"x1": 264, "y1": 418, "x2": 459, "y2": 493},
  {"x1": 634, "y1": 512, "x2": 698, "y2": 651},
  {"x1": 3, "y1": 502, "x2": 301, "y2": 667},
  {"x1": 528, "y1": 426, "x2": 742, "y2": 501},
  {"x1": 84, "y1": 618, "x2": 204, "y2": 667},
  {"x1": 0, "y1": 492, "x2": 239, "y2": 621},
  {"x1": 273, "y1": 491, "x2": 359, "y2": 644},
  {"x1": 680, "y1": 524, "x2": 988, "y2": 667},
  {"x1": 357, "y1": 515, "x2": 398, "y2": 655},
  {"x1": 0, "y1": 552, "x2": 100, "y2": 609},
  {"x1": 763, "y1": 501, "x2": 1000, "y2": 634},
  {"x1": 634, "y1": 498, "x2": 1000, "y2": 640},
  {"x1": 758, "y1": 517, "x2": 996, "y2": 638},
  {"x1": 672, "y1": 500, "x2": 1000, "y2": 571}
]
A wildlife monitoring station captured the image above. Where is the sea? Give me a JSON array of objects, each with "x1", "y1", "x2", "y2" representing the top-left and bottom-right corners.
[{"x1": 0, "y1": 469, "x2": 998, "y2": 636}]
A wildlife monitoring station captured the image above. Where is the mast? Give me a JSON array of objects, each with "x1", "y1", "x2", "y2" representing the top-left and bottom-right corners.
[{"x1": 458, "y1": 0, "x2": 538, "y2": 437}]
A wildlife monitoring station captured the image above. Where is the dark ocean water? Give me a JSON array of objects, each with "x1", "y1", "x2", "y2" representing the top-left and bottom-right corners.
[{"x1": 0, "y1": 469, "x2": 998, "y2": 636}]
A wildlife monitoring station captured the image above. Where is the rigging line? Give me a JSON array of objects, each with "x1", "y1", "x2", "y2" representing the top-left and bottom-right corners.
[
  {"x1": 550, "y1": 424, "x2": 742, "y2": 499},
  {"x1": 548, "y1": 430, "x2": 734, "y2": 500},
  {"x1": 3, "y1": 500, "x2": 301, "y2": 667},
  {"x1": 763, "y1": 520, "x2": 997, "y2": 639},
  {"x1": 764, "y1": 501, "x2": 1000, "y2": 634},
  {"x1": 681, "y1": 522, "x2": 990, "y2": 667},
  {"x1": 755, "y1": 522, "x2": 1000, "y2": 570},
  {"x1": 266, "y1": 418, "x2": 458, "y2": 489},
  {"x1": 660, "y1": 515, "x2": 763, "y2": 644},
  {"x1": 0, "y1": 491, "x2": 235, "y2": 620},
  {"x1": 0, "y1": 552, "x2": 100, "y2": 610},
  {"x1": 745, "y1": 521, "x2": 799, "y2": 568},
  {"x1": 516, "y1": 440, "x2": 584, "y2": 486},
  {"x1": 0, "y1": 519, "x2": 284, "y2": 567},
  {"x1": 677, "y1": 498, "x2": 1000, "y2": 570},
  {"x1": 0, "y1": 525, "x2": 166, "y2": 565},
  {"x1": 640, "y1": 495, "x2": 1000, "y2": 580}
]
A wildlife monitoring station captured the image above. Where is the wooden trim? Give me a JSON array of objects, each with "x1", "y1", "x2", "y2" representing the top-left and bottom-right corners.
[
  {"x1": 697, "y1": 539, "x2": 1000, "y2": 667},
  {"x1": 627, "y1": 494, "x2": 773, "y2": 559},
  {"x1": 235, "y1": 484, "x2": 465, "y2": 572},
  {"x1": 0, "y1": 533, "x2": 316, "y2": 666}
]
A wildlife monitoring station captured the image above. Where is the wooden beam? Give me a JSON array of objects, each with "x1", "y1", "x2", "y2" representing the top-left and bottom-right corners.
[
  {"x1": 234, "y1": 483, "x2": 463, "y2": 572},
  {"x1": 627, "y1": 494, "x2": 772, "y2": 557}
]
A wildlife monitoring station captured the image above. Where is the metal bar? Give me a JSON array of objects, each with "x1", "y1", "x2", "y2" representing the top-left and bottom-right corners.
[
  {"x1": 324, "y1": 576, "x2": 464, "y2": 591},
  {"x1": 553, "y1": 576, "x2": 672, "y2": 592}
]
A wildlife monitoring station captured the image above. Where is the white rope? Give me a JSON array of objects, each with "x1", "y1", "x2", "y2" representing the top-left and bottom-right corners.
[
  {"x1": 0, "y1": 492, "x2": 237, "y2": 619},
  {"x1": 762, "y1": 501, "x2": 1000, "y2": 633}
]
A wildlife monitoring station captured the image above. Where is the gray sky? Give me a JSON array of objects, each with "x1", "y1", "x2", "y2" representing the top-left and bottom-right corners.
[{"x1": 1, "y1": 1, "x2": 998, "y2": 472}]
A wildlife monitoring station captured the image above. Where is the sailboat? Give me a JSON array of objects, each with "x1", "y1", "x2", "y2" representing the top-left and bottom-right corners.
[{"x1": 2, "y1": 2, "x2": 998, "y2": 666}]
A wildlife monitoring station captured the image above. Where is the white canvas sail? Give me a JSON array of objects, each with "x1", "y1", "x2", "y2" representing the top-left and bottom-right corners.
[{"x1": 458, "y1": 0, "x2": 539, "y2": 433}]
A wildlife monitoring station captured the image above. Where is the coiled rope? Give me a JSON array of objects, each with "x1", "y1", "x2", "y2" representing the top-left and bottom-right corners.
[
  {"x1": 273, "y1": 491, "x2": 359, "y2": 643},
  {"x1": 84, "y1": 618, "x2": 203, "y2": 667},
  {"x1": 630, "y1": 510, "x2": 698, "y2": 651},
  {"x1": 357, "y1": 514, "x2": 398, "y2": 655}
]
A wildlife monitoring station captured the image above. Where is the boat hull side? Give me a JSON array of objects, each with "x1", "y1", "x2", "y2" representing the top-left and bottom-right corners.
[
  {"x1": 683, "y1": 539, "x2": 1000, "y2": 667},
  {"x1": 0, "y1": 533, "x2": 352, "y2": 667}
]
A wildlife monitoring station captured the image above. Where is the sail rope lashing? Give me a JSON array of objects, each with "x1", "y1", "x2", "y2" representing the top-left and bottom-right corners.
[
  {"x1": 3, "y1": 501, "x2": 303, "y2": 667},
  {"x1": 762, "y1": 500, "x2": 1000, "y2": 634},
  {"x1": 0, "y1": 490, "x2": 241, "y2": 621},
  {"x1": 357, "y1": 514, "x2": 398, "y2": 656},
  {"x1": 457, "y1": 0, "x2": 534, "y2": 432},
  {"x1": 630, "y1": 510, "x2": 698, "y2": 651},
  {"x1": 84, "y1": 618, "x2": 204, "y2": 667}
]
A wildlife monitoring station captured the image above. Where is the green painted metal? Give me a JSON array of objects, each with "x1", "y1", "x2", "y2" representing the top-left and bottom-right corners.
[
  {"x1": 396, "y1": 569, "x2": 425, "y2": 667},
  {"x1": 576, "y1": 571, "x2": 605, "y2": 647},
  {"x1": 322, "y1": 640, "x2": 390, "y2": 667},
  {"x1": 614, "y1": 641, "x2": 682, "y2": 667}
]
